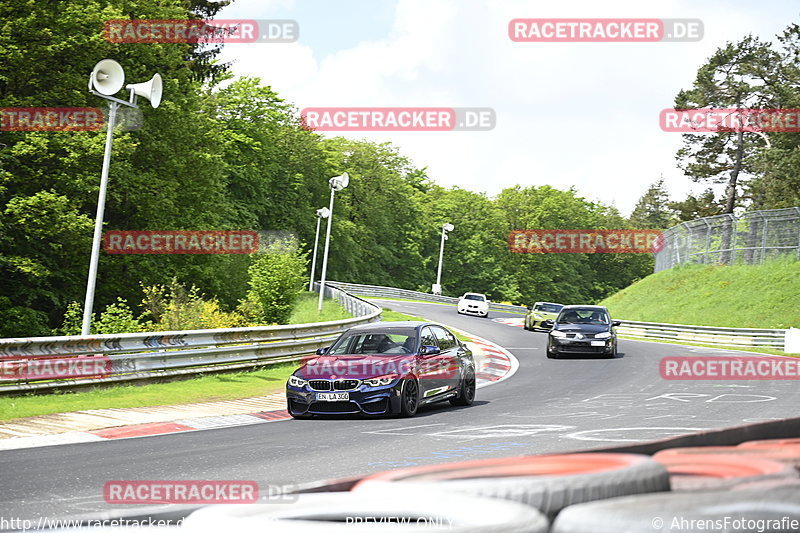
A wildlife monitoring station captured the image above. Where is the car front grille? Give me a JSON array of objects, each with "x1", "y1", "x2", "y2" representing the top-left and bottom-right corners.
[
  {"x1": 308, "y1": 379, "x2": 361, "y2": 391},
  {"x1": 556, "y1": 345, "x2": 606, "y2": 353},
  {"x1": 310, "y1": 401, "x2": 359, "y2": 413}
]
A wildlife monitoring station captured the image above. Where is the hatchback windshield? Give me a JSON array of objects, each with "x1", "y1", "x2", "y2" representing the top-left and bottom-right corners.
[
  {"x1": 328, "y1": 329, "x2": 418, "y2": 355},
  {"x1": 556, "y1": 309, "x2": 610, "y2": 325},
  {"x1": 535, "y1": 303, "x2": 564, "y2": 313}
]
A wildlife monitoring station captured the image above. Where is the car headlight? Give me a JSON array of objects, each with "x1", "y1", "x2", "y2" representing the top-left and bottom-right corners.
[
  {"x1": 594, "y1": 332, "x2": 612, "y2": 339},
  {"x1": 288, "y1": 375, "x2": 307, "y2": 388},
  {"x1": 550, "y1": 330, "x2": 566, "y2": 338},
  {"x1": 363, "y1": 374, "x2": 398, "y2": 387},
  {"x1": 532, "y1": 313, "x2": 543, "y2": 320}
]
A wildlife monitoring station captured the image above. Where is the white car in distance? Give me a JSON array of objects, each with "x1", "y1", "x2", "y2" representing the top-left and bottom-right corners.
[{"x1": 457, "y1": 292, "x2": 490, "y2": 318}]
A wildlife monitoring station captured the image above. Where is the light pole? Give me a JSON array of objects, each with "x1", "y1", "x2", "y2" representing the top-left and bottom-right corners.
[
  {"x1": 433, "y1": 223, "x2": 454, "y2": 295},
  {"x1": 82, "y1": 59, "x2": 162, "y2": 335},
  {"x1": 317, "y1": 173, "x2": 349, "y2": 312},
  {"x1": 308, "y1": 207, "x2": 330, "y2": 291}
]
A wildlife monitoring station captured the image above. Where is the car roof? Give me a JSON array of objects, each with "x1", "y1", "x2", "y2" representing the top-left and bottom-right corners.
[
  {"x1": 534, "y1": 301, "x2": 563, "y2": 306},
  {"x1": 559, "y1": 305, "x2": 608, "y2": 311},
  {"x1": 463, "y1": 292, "x2": 486, "y2": 296},
  {"x1": 346, "y1": 320, "x2": 433, "y2": 331}
]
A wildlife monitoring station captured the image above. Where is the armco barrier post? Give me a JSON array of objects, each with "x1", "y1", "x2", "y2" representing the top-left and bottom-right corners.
[{"x1": 786, "y1": 328, "x2": 800, "y2": 354}]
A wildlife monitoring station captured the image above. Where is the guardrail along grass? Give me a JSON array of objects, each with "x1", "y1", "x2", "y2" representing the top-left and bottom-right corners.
[
  {"x1": 0, "y1": 363, "x2": 299, "y2": 422},
  {"x1": 601, "y1": 258, "x2": 800, "y2": 329}
]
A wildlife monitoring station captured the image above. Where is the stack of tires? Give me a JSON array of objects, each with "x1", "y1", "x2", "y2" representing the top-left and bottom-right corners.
[{"x1": 178, "y1": 440, "x2": 800, "y2": 532}]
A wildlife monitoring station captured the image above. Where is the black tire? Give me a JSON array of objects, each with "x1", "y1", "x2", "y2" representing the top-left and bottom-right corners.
[
  {"x1": 550, "y1": 486, "x2": 800, "y2": 533},
  {"x1": 450, "y1": 366, "x2": 476, "y2": 406},
  {"x1": 604, "y1": 343, "x2": 617, "y2": 359},
  {"x1": 399, "y1": 378, "x2": 419, "y2": 418},
  {"x1": 523, "y1": 319, "x2": 530, "y2": 330}
]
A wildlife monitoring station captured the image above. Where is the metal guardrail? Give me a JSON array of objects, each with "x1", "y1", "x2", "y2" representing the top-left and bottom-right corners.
[
  {"x1": 0, "y1": 284, "x2": 381, "y2": 392},
  {"x1": 327, "y1": 282, "x2": 794, "y2": 353},
  {"x1": 616, "y1": 320, "x2": 787, "y2": 350},
  {"x1": 326, "y1": 281, "x2": 528, "y2": 314}
]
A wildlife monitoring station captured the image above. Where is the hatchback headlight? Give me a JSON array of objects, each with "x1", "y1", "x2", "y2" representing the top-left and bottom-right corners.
[
  {"x1": 550, "y1": 330, "x2": 567, "y2": 338},
  {"x1": 363, "y1": 375, "x2": 398, "y2": 387},
  {"x1": 288, "y1": 375, "x2": 307, "y2": 388},
  {"x1": 532, "y1": 313, "x2": 543, "y2": 320},
  {"x1": 594, "y1": 332, "x2": 612, "y2": 339}
]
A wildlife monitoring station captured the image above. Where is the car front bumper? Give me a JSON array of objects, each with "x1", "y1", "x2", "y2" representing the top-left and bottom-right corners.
[
  {"x1": 459, "y1": 306, "x2": 488, "y2": 316},
  {"x1": 548, "y1": 337, "x2": 615, "y2": 354},
  {"x1": 286, "y1": 384, "x2": 404, "y2": 416}
]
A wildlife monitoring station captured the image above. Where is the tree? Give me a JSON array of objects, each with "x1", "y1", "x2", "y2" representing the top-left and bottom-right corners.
[{"x1": 629, "y1": 179, "x2": 675, "y2": 229}]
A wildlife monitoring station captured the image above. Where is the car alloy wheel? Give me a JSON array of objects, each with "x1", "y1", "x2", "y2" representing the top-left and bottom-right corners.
[{"x1": 400, "y1": 378, "x2": 419, "y2": 417}]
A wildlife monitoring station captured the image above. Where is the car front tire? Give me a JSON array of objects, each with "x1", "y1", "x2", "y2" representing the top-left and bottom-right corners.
[{"x1": 399, "y1": 378, "x2": 419, "y2": 418}]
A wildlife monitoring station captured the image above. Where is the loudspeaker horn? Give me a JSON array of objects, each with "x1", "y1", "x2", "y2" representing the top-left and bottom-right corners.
[
  {"x1": 126, "y1": 73, "x2": 162, "y2": 108},
  {"x1": 90, "y1": 59, "x2": 125, "y2": 96}
]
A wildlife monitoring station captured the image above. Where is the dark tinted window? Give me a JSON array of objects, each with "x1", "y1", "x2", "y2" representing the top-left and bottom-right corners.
[
  {"x1": 329, "y1": 328, "x2": 418, "y2": 355},
  {"x1": 464, "y1": 294, "x2": 485, "y2": 301},
  {"x1": 432, "y1": 326, "x2": 456, "y2": 350},
  {"x1": 557, "y1": 309, "x2": 609, "y2": 325},
  {"x1": 534, "y1": 303, "x2": 563, "y2": 313},
  {"x1": 420, "y1": 327, "x2": 438, "y2": 349}
]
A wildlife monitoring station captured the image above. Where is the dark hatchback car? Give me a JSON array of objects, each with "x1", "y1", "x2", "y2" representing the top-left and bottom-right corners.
[
  {"x1": 286, "y1": 321, "x2": 476, "y2": 418},
  {"x1": 545, "y1": 305, "x2": 620, "y2": 359}
]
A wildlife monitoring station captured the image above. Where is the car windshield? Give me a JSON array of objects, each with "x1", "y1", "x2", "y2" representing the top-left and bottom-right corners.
[
  {"x1": 328, "y1": 329, "x2": 418, "y2": 355},
  {"x1": 557, "y1": 309, "x2": 610, "y2": 325},
  {"x1": 535, "y1": 303, "x2": 563, "y2": 313},
  {"x1": 464, "y1": 294, "x2": 485, "y2": 301}
]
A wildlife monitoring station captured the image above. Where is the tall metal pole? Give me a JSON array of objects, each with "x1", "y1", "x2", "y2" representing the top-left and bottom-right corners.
[
  {"x1": 317, "y1": 188, "x2": 336, "y2": 313},
  {"x1": 436, "y1": 226, "x2": 446, "y2": 288},
  {"x1": 309, "y1": 214, "x2": 323, "y2": 291},
  {"x1": 81, "y1": 101, "x2": 118, "y2": 335}
]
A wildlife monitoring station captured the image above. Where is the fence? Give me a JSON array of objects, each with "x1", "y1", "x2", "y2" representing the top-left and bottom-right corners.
[
  {"x1": 0, "y1": 284, "x2": 381, "y2": 393},
  {"x1": 654, "y1": 207, "x2": 800, "y2": 272},
  {"x1": 325, "y1": 281, "x2": 528, "y2": 314}
]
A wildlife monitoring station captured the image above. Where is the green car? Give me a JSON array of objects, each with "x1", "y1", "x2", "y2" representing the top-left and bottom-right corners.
[{"x1": 524, "y1": 302, "x2": 565, "y2": 331}]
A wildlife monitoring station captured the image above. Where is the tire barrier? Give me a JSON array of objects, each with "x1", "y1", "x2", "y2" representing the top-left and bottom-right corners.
[
  {"x1": 550, "y1": 485, "x2": 800, "y2": 533},
  {"x1": 180, "y1": 491, "x2": 549, "y2": 533},
  {"x1": 352, "y1": 453, "x2": 670, "y2": 518},
  {"x1": 654, "y1": 445, "x2": 800, "y2": 468},
  {"x1": 651, "y1": 451, "x2": 798, "y2": 491}
]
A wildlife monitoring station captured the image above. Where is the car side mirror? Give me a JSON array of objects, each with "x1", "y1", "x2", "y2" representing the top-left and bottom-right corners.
[
  {"x1": 612, "y1": 321, "x2": 621, "y2": 327},
  {"x1": 527, "y1": 305, "x2": 533, "y2": 311},
  {"x1": 420, "y1": 345, "x2": 440, "y2": 356},
  {"x1": 315, "y1": 347, "x2": 329, "y2": 355}
]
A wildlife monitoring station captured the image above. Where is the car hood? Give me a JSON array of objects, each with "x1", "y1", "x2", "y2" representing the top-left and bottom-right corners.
[
  {"x1": 532, "y1": 311, "x2": 558, "y2": 318},
  {"x1": 296, "y1": 354, "x2": 416, "y2": 380},
  {"x1": 552, "y1": 323, "x2": 611, "y2": 334}
]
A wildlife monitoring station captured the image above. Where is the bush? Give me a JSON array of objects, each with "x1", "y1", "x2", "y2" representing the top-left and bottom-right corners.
[
  {"x1": 242, "y1": 244, "x2": 308, "y2": 325},
  {"x1": 141, "y1": 280, "x2": 247, "y2": 331},
  {"x1": 55, "y1": 299, "x2": 153, "y2": 335}
]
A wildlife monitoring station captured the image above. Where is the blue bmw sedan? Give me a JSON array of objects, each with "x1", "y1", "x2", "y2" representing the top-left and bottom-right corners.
[{"x1": 286, "y1": 321, "x2": 476, "y2": 418}]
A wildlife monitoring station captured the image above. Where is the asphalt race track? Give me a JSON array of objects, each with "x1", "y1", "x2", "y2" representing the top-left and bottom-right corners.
[{"x1": 1, "y1": 299, "x2": 798, "y2": 520}]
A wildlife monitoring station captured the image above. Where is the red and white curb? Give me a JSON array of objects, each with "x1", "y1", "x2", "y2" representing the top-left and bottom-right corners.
[
  {"x1": 0, "y1": 336, "x2": 517, "y2": 451},
  {"x1": 494, "y1": 317, "x2": 525, "y2": 328}
]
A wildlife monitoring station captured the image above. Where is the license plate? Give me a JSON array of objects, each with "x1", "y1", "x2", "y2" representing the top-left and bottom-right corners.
[
  {"x1": 317, "y1": 392, "x2": 349, "y2": 401},
  {"x1": 590, "y1": 341, "x2": 606, "y2": 346}
]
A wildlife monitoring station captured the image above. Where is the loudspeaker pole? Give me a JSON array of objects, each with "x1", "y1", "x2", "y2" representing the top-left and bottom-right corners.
[{"x1": 81, "y1": 101, "x2": 118, "y2": 335}]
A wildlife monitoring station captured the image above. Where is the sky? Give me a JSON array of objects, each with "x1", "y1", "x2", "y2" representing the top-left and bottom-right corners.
[{"x1": 214, "y1": 0, "x2": 799, "y2": 215}]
